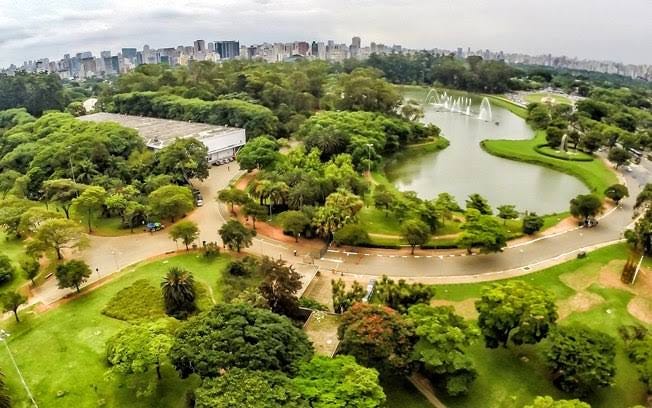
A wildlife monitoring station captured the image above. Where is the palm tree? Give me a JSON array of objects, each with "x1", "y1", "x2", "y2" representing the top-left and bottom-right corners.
[
  {"x1": 161, "y1": 267, "x2": 196, "y2": 319},
  {"x1": 0, "y1": 370, "x2": 9, "y2": 408}
]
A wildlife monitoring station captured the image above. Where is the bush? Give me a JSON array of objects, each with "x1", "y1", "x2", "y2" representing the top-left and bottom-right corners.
[
  {"x1": 202, "y1": 242, "x2": 220, "y2": 259},
  {"x1": 102, "y1": 280, "x2": 165, "y2": 322},
  {"x1": 333, "y1": 224, "x2": 370, "y2": 246},
  {"x1": 298, "y1": 297, "x2": 329, "y2": 311},
  {"x1": 226, "y1": 256, "x2": 259, "y2": 276},
  {"x1": 533, "y1": 144, "x2": 594, "y2": 161},
  {"x1": 0, "y1": 255, "x2": 15, "y2": 285}
]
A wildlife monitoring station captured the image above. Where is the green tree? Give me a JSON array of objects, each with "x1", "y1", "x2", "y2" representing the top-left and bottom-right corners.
[
  {"x1": 466, "y1": 193, "x2": 492, "y2": 215},
  {"x1": 373, "y1": 185, "x2": 395, "y2": 214},
  {"x1": 334, "y1": 68, "x2": 401, "y2": 114},
  {"x1": 604, "y1": 183, "x2": 629, "y2": 205},
  {"x1": 607, "y1": 146, "x2": 631, "y2": 168},
  {"x1": 332, "y1": 278, "x2": 365, "y2": 314},
  {"x1": 170, "y1": 304, "x2": 313, "y2": 378},
  {"x1": 155, "y1": 137, "x2": 209, "y2": 184},
  {"x1": 635, "y1": 183, "x2": 652, "y2": 208},
  {"x1": 625, "y1": 208, "x2": 652, "y2": 255},
  {"x1": 0, "y1": 197, "x2": 36, "y2": 238},
  {"x1": 195, "y1": 369, "x2": 305, "y2": 408},
  {"x1": 42, "y1": 178, "x2": 85, "y2": 219},
  {"x1": 218, "y1": 219, "x2": 256, "y2": 252},
  {"x1": 338, "y1": 303, "x2": 415, "y2": 375},
  {"x1": 65, "y1": 101, "x2": 86, "y2": 116},
  {"x1": 313, "y1": 190, "x2": 364, "y2": 237},
  {"x1": 0, "y1": 369, "x2": 10, "y2": 408},
  {"x1": 497, "y1": 204, "x2": 519, "y2": 225},
  {"x1": 0, "y1": 170, "x2": 21, "y2": 199},
  {"x1": 522, "y1": 212, "x2": 545, "y2": 235},
  {"x1": 148, "y1": 185, "x2": 194, "y2": 222},
  {"x1": 161, "y1": 266, "x2": 196, "y2": 319},
  {"x1": 408, "y1": 304, "x2": 479, "y2": 396},
  {"x1": 19, "y1": 256, "x2": 40, "y2": 286},
  {"x1": 258, "y1": 257, "x2": 302, "y2": 317},
  {"x1": 243, "y1": 201, "x2": 268, "y2": 230},
  {"x1": 17, "y1": 207, "x2": 62, "y2": 237},
  {"x1": 293, "y1": 355, "x2": 386, "y2": 407},
  {"x1": 0, "y1": 255, "x2": 15, "y2": 285},
  {"x1": 1, "y1": 291, "x2": 27, "y2": 322},
  {"x1": 54, "y1": 259, "x2": 92, "y2": 293},
  {"x1": 374, "y1": 275, "x2": 435, "y2": 314},
  {"x1": 620, "y1": 325, "x2": 652, "y2": 394},
  {"x1": 333, "y1": 223, "x2": 369, "y2": 246},
  {"x1": 524, "y1": 396, "x2": 591, "y2": 408},
  {"x1": 457, "y1": 209, "x2": 508, "y2": 254},
  {"x1": 124, "y1": 201, "x2": 147, "y2": 232},
  {"x1": 434, "y1": 193, "x2": 462, "y2": 223},
  {"x1": 236, "y1": 136, "x2": 280, "y2": 171},
  {"x1": 26, "y1": 218, "x2": 87, "y2": 260},
  {"x1": 569, "y1": 194, "x2": 602, "y2": 224},
  {"x1": 280, "y1": 210, "x2": 311, "y2": 242},
  {"x1": 168, "y1": 220, "x2": 199, "y2": 251},
  {"x1": 401, "y1": 219, "x2": 430, "y2": 255},
  {"x1": 106, "y1": 320, "x2": 174, "y2": 396},
  {"x1": 217, "y1": 187, "x2": 250, "y2": 213},
  {"x1": 545, "y1": 326, "x2": 616, "y2": 396},
  {"x1": 475, "y1": 281, "x2": 558, "y2": 348},
  {"x1": 71, "y1": 185, "x2": 107, "y2": 233}
]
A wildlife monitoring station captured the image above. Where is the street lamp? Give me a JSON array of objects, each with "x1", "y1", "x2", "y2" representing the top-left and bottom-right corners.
[
  {"x1": 0, "y1": 329, "x2": 39, "y2": 407},
  {"x1": 365, "y1": 143, "x2": 373, "y2": 174}
]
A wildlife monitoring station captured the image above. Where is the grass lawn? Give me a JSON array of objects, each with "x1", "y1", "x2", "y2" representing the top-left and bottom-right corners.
[
  {"x1": 430, "y1": 243, "x2": 651, "y2": 408},
  {"x1": 482, "y1": 130, "x2": 618, "y2": 198},
  {"x1": 382, "y1": 377, "x2": 434, "y2": 408},
  {"x1": 0, "y1": 252, "x2": 239, "y2": 408},
  {"x1": 524, "y1": 92, "x2": 573, "y2": 106},
  {"x1": 0, "y1": 232, "x2": 28, "y2": 293}
]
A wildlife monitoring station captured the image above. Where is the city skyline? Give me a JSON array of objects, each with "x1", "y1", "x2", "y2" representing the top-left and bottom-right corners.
[{"x1": 0, "y1": 0, "x2": 651, "y2": 68}]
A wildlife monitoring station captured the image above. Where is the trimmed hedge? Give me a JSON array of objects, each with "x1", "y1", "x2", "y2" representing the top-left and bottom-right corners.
[
  {"x1": 533, "y1": 144, "x2": 594, "y2": 162},
  {"x1": 110, "y1": 91, "x2": 278, "y2": 138}
]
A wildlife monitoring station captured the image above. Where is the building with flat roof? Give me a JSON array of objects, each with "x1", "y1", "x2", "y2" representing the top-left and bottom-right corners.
[{"x1": 79, "y1": 113, "x2": 246, "y2": 164}]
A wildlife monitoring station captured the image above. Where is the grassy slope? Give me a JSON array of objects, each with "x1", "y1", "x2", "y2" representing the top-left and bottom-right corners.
[
  {"x1": 0, "y1": 232, "x2": 28, "y2": 293},
  {"x1": 524, "y1": 92, "x2": 573, "y2": 106},
  {"x1": 432, "y1": 244, "x2": 650, "y2": 408},
  {"x1": 0, "y1": 253, "x2": 232, "y2": 408}
]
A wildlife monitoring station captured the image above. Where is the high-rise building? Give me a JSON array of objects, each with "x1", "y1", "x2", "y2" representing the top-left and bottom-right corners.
[
  {"x1": 207, "y1": 42, "x2": 215, "y2": 53},
  {"x1": 351, "y1": 36, "x2": 361, "y2": 49},
  {"x1": 295, "y1": 41, "x2": 310, "y2": 56},
  {"x1": 215, "y1": 41, "x2": 240, "y2": 59},
  {"x1": 121, "y1": 48, "x2": 137, "y2": 62},
  {"x1": 100, "y1": 50, "x2": 111, "y2": 58},
  {"x1": 193, "y1": 40, "x2": 205, "y2": 54}
]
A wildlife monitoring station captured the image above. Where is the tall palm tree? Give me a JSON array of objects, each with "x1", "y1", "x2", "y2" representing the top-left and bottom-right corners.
[
  {"x1": 161, "y1": 267, "x2": 196, "y2": 319},
  {"x1": 0, "y1": 370, "x2": 10, "y2": 408}
]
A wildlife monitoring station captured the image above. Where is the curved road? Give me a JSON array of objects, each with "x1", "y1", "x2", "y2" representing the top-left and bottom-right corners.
[{"x1": 31, "y1": 157, "x2": 650, "y2": 304}]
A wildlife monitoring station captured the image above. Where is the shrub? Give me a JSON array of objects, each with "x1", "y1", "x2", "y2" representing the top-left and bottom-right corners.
[{"x1": 102, "y1": 280, "x2": 165, "y2": 322}]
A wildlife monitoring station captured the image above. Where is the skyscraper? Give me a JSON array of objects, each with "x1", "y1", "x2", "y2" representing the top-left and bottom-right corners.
[
  {"x1": 215, "y1": 41, "x2": 240, "y2": 59},
  {"x1": 193, "y1": 40, "x2": 205, "y2": 54}
]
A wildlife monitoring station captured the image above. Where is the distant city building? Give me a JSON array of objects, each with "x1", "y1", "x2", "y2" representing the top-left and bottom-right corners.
[{"x1": 215, "y1": 41, "x2": 240, "y2": 59}]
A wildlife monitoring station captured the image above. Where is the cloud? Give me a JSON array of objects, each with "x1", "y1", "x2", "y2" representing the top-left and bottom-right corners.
[{"x1": 0, "y1": 0, "x2": 650, "y2": 66}]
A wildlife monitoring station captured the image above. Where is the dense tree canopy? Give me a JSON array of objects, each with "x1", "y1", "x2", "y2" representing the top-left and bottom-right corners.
[
  {"x1": 475, "y1": 281, "x2": 557, "y2": 348},
  {"x1": 374, "y1": 275, "x2": 435, "y2": 314},
  {"x1": 292, "y1": 356, "x2": 386, "y2": 408},
  {"x1": 545, "y1": 326, "x2": 616, "y2": 396},
  {"x1": 0, "y1": 72, "x2": 67, "y2": 115},
  {"x1": 457, "y1": 209, "x2": 508, "y2": 254},
  {"x1": 338, "y1": 303, "x2": 415, "y2": 375},
  {"x1": 170, "y1": 303, "x2": 313, "y2": 378},
  {"x1": 408, "y1": 304, "x2": 479, "y2": 396}
]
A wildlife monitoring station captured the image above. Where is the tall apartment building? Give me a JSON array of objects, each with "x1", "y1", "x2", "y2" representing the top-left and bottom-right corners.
[{"x1": 215, "y1": 41, "x2": 240, "y2": 59}]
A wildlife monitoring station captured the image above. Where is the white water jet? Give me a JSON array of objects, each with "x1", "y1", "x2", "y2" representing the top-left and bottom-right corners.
[{"x1": 478, "y1": 97, "x2": 493, "y2": 122}]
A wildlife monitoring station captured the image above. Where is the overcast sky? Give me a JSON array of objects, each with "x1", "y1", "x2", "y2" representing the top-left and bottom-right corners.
[{"x1": 1, "y1": 0, "x2": 651, "y2": 67}]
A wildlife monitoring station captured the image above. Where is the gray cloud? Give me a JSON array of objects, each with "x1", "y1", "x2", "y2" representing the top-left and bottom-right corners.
[{"x1": 0, "y1": 0, "x2": 650, "y2": 66}]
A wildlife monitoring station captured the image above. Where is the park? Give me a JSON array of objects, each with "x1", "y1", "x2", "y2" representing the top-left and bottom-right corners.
[{"x1": 0, "y1": 54, "x2": 651, "y2": 408}]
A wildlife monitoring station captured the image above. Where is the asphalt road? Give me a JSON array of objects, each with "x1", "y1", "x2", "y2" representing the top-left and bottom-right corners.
[{"x1": 31, "y1": 157, "x2": 650, "y2": 304}]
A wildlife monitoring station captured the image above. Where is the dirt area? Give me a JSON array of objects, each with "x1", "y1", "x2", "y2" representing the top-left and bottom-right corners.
[
  {"x1": 595, "y1": 262, "x2": 652, "y2": 324},
  {"x1": 430, "y1": 298, "x2": 478, "y2": 320},
  {"x1": 559, "y1": 261, "x2": 610, "y2": 291},
  {"x1": 557, "y1": 292, "x2": 605, "y2": 319},
  {"x1": 303, "y1": 312, "x2": 340, "y2": 356}
]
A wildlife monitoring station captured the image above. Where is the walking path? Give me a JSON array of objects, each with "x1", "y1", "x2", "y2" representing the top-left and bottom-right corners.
[{"x1": 29, "y1": 157, "x2": 650, "y2": 305}]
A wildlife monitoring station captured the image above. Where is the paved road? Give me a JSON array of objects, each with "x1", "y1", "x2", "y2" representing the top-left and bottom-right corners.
[{"x1": 31, "y1": 157, "x2": 650, "y2": 304}]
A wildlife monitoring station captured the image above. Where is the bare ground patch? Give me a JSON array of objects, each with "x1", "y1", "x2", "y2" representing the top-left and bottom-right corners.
[
  {"x1": 628, "y1": 298, "x2": 652, "y2": 324},
  {"x1": 430, "y1": 298, "x2": 478, "y2": 320},
  {"x1": 559, "y1": 262, "x2": 608, "y2": 291},
  {"x1": 557, "y1": 292, "x2": 605, "y2": 320}
]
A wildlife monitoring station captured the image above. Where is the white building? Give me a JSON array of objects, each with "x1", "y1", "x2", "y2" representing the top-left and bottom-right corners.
[{"x1": 79, "y1": 113, "x2": 246, "y2": 164}]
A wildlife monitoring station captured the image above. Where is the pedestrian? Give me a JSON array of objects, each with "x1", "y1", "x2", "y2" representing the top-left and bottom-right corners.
[
  {"x1": 227, "y1": 166, "x2": 230, "y2": 171},
  {"x1": 293, "y1": 249, "x2": 297, "y2": 256}
]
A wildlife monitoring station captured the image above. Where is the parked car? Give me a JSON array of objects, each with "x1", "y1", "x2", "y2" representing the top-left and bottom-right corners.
[
  {"x1": 196, "y1": 195, "x2": 204, "y2": 207},
  {"x1": 145, "y1": 222, "x2": 165, "y2": 232}
]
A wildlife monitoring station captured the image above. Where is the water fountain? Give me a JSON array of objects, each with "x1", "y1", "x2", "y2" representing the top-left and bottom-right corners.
[
  {"x1": 560, "y1": 133, "x2": 568, "y2": 152},
  {"x1": 478, "y1": 97, "x2": 493, "y2": 122}
]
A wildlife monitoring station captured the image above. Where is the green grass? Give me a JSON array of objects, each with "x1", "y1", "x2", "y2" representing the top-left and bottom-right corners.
[
  {"x1": 482, "y1": 130, "x2": 618, "y2": 197},
  {"x1": 382, "y1": 377, "x2": 435, "y2": 408},
  {"x1": 0, "y1": 232, "x2": 28, "y2": 293},
  {"x1": 430, "y1": 243, "x2": 651, "y2": 408},
  {"x1": 485, "y1": 95, "x2": 529, "y2": 119},
  {"x1": 524, "y1": 92, "x2": 573, "y2": 106},
  {"x1": 0, "y1": 252, "x2": 239, "y2": 408},
  {"x1": 535, "y1": 145, "x2": 594, "y2": 161}
]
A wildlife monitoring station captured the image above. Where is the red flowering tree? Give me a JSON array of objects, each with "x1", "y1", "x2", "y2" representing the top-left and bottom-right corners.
[{"x1": 337, "y1": 303, "x2": 416, "y2": 375}]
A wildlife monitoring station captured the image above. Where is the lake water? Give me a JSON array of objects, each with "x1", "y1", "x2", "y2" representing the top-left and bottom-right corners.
[{"x1": 386, "y1": 90, "x2": 588, "y2": 214}]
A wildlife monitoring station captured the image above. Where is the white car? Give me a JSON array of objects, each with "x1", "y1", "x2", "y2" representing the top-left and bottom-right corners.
[{"x1": 625, "y1": 166, "x2": 633, "y2": 172}]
